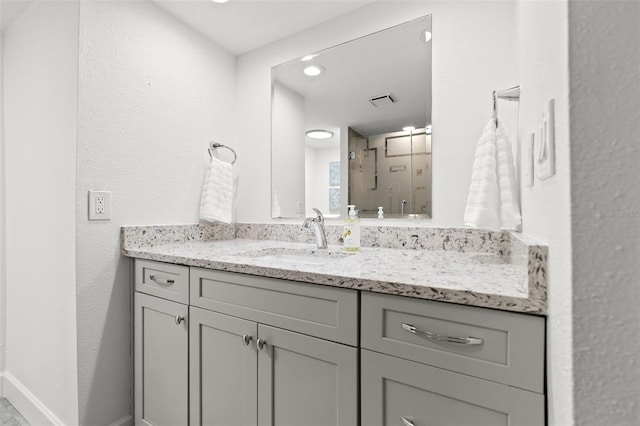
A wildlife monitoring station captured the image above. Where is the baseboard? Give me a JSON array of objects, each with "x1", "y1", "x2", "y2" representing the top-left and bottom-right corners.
[
  {"x1": 0, "y1": 372, "x2": 63, "y2": 425},
  {"x1": 108, "y1": 414, "x2": 133, "y2": 426}
]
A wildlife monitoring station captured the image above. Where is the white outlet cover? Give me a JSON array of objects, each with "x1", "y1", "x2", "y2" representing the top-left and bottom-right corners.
[
  {"x1": 88, "y1": 190, "x2": 111, "y2": 220},
  {"x1": 538, "y1": 99, "x2": 556, "y2": 180}
]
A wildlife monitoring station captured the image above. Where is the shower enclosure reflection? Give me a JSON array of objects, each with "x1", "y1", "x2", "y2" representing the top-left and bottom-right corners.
[{"x1": 349, "y1": 127, "x2": 431, "y2": 218}]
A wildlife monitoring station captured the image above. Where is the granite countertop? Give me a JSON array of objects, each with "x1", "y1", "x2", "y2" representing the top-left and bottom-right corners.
[{"x1": 121, "y1": 224, "x2": 548, "y2": 315}]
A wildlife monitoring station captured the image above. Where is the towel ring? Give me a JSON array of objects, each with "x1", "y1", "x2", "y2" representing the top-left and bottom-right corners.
[{"x1": 208, "y1": 142, "x2": 237, "y2": 165}]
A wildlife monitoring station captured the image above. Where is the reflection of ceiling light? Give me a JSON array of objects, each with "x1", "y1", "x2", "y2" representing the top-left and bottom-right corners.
[
  {"x1": 303, "y1": 65, "x2": 324, "y2": 77},
  {"x1": 306, "y1": 130, "x2": 334, "y2": 139},
  {"x1": 211, "y1": 0, "x2": 229, "y2": 3},
  {"x1": 403, "y1": 126, "x2": 416, "y2": 133},
  {"x1": 301, "y1": 54, "x2": 318, "y2": 62},
  {"x1": 420, "y1": 30, "x2": 432, "y2": 43}
]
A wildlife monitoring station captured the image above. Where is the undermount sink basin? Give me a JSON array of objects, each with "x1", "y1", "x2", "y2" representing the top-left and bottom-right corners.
[{"x1": 233, "y1": 247, "x2": 350, "y2": 266}]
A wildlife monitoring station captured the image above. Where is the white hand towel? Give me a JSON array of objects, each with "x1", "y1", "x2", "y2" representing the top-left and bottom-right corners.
[
  {"x1": 495, "y1": 123, "x2": 522, "y2": 230},
  {"x1": 199, "y1": 156, "x2": 234, "y2": 224},
  {"x1": 464, "y1": 119, "x2": 522, "y2": 231},
  {"x1": 464, "y1": 120, "x2": 501, "y2": 230}
]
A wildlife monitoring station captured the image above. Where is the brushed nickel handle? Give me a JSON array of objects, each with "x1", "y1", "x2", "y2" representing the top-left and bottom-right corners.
[
  {"x1": 175, "y1": 315, "x2": 185, "y2": 325},
  {"x1": 257, "y1": 338, "x2": 267, "y2": 351},
  {"x1": 401, "y1": 416, "x2": 415, "y2": 426},
  {"x1": 149, "y1": 275, "x2": 175, "y2": 285},
  {"x1": 402, "y1": 323, "x2": 483, "y2": 345},
  {"x1": 242, "y1": 335, "x2": 253, "y2": 346}
]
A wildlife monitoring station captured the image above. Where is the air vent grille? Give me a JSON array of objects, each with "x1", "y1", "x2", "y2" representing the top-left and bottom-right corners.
[{"x1": 369, "y1": 93, "x2": 396, "y2": 107}]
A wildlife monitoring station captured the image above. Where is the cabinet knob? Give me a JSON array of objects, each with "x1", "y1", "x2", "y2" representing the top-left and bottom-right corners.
[
  {"x1": 175, "y1": 315, "x2": 185, "y2": 325},
  {"x1": 242, "y1": 334, "x2": 253, "y2": 346},
  {"x1": 401, "y1": 417, "x2": 415, "y2": 426},
  {"x1": 257, "y1": 338, "x2": 267, "y2": 350}
]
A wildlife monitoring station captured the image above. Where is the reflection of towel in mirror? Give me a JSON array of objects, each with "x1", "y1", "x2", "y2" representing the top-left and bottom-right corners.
[
  {"x1": 200, "y1": 156, "x2": 234, "y2": 224},
  {"x1": 464, "y1": 119, "x2": 521, "y2": 231}
]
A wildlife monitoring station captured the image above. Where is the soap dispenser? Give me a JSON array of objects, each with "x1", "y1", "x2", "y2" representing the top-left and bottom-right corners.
[{"x1": 343, "y1": 205, "x2": 361, "y2": 252}]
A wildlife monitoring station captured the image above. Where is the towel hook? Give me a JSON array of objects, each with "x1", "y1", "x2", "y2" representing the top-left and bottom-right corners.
[{"x1": 208, "y1": 141, "x2": 237, "y2": 165}]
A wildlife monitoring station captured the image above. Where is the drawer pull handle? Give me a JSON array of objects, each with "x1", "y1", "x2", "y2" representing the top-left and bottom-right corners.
[
  {"x1": 242, "y1": 335, "x2": 253, "y2": 346},
  {"x1": 401, "y1": 323, "x2": 484, "y2": 345},
  {"x1": 175, "y1": 316, "x2": 185, "y2": 325},
  {"x1": 257, "y1": 338, "x2": 267, "y2": 351},
  {"x1": 149, "y1": 275, "x2": 175, "y2": 285},
  {"x1": 401, "y1": 417, "x2": 415, "y2": 426}
]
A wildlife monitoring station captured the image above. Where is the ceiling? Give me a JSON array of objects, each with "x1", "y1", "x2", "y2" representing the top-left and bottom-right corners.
[
  {"x1": 2, "y1": 1, "x2": 374, "y2": 54},
  {"x1": 152, "y1": 0, "x2": 375, "y2": 56}
]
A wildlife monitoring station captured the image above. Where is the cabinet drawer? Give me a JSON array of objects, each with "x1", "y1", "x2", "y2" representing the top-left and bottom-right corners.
[
  {"x1": 135, "y1": 259, "x2": 189, "y2": 304},
  {"x1": 190, "y1": 268, "x2": 358, "y2": 346},
  {"x1": 361, "y1": 292, "x2": 545, "y2": 393},
  {"x1": 361, "y1": 349, "x2": 544, "y2": 426}
]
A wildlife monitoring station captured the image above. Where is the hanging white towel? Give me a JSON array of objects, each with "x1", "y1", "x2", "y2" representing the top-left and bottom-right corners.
[
  {"x1": 464, "y1": 119, "x2": 521, "y2": 231},
  {"x1": 199, "y1": 155, "x2": 234, "y2": 224},
  {"x1": 495, "y1": 123, "x2": 522, "y2": 229},
  {"x1": 464, "y1": 120, "x2": 501, "y2": 230}
]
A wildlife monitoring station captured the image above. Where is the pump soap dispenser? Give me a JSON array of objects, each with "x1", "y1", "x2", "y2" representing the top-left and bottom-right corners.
[{"x1": 343, "y1": 205, "x2": 361, "y2": 252}]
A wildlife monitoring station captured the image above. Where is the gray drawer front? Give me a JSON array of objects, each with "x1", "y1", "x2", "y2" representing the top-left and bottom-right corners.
[
  {"x1": 361, "y1": 292, "x2": 545, "y2": 393},
  {"x1": 190, "y1": 268, "x2": 358, "y2": 346},
  {"x1": 361, "y1": 349, "x2": 545, "y2": 426},
  {"x1": 135, "y1": 259, "x2": 189, "y2": 304}
]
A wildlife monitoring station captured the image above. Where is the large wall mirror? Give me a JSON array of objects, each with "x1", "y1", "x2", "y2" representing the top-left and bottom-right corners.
[{"x1": 271, "y1": 15, "x2": 432, "y2": 219}]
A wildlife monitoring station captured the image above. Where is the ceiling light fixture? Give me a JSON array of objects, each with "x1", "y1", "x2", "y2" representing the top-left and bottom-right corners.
[
  {"x1": 306, "y1": 130, "x2": 334, "y2": 140},
  {"x1": 420, "y1": 30, "x2": 432, "y2": 43},
  {"x1": 303, "y1": 65, "x2": 324, "y2": 77},
  {"x1": 211, "y1": 0, "x2": 229, "y2": 3}
]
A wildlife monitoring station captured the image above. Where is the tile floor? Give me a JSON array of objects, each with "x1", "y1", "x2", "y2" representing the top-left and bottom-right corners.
[{"x1": 0, "y1": 398, "x2": 29, "y2": 425}]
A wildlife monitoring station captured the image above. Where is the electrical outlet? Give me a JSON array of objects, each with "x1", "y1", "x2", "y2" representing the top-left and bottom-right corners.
[{"x1": 89, "y1": 191, "x2": 111, "y2": 220}]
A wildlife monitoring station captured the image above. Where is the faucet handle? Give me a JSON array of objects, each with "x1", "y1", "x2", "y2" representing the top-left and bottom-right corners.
[{"x1": 311, "y1": 208, "x2": 325, "y2": 224}]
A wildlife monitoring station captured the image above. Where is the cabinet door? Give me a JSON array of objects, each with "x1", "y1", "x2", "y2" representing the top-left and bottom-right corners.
[
  {"x1": 361, "y1": 349, "x2": 545, "y2": 426},
  {"x1": 190, "y1": 307, "x2": 258, "y2": 426},
  {"x1": 257, "y1": 324, "x2": 358, "y2": 426},
  {"x1": 134, "y1": 292, "x2": 188, "y2": 426}
]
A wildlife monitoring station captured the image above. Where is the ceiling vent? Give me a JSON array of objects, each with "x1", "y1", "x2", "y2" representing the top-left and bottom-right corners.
[{"x1": 368, "y1": 93, "x2": 396, "y2": 107}]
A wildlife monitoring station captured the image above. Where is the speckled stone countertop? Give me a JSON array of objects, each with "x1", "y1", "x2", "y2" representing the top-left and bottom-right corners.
[{"x1": 121, "y1": 223, "x2": 548, "y2": 315}]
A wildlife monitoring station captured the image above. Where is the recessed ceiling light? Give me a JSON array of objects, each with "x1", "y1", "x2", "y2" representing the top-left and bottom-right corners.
[
  {"x1": 306, "y1": 130, "x2": 334, "y2": 140},
  {"x1": 301, "y1": 54, "x2": 318, "y2": 62},
  {"x1": 211, "y1": 0, "x2": 229, "y2": 3},
  {"x1": 403, "y1": 126, "x2": 416, "y2": 133},
  {"x1": 420, "y1": 30, "x2": 432, "y2": 43},
  {"x1": 303, "y1": 65, "x2": 324, "y2": 77}
]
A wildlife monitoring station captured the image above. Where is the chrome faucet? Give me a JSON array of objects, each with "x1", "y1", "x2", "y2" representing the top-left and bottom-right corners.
[{"x1": 303, "y1": 208, "x2": 328, "y2": 249}]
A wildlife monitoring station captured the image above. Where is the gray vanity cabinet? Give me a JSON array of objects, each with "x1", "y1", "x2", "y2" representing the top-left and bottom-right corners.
[
  {"x1": 257, "y1": 324, "x2": 358, "y2": 426},
  {"x1": 189, "y1": 267, "x2": 359, "y2": 426},
  {"x1": 134, "y1": 292, "x2": 189, "y2": 426},
  {"x1": 189, "y1": 307, "x2": 258, "y2": 426},
  {"x1": 360, "y1": 292, "x2": 546, "y2": 426},
  {"x1": 361, "y1": 349, "x2": 544, "y2": 426},
  {"x1": 134, "y1": 260, "x2": 190, "y2": 426}
]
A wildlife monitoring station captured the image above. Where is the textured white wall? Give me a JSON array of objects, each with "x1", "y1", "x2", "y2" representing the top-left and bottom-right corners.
[
  {"x1": 516, "y1": 2, "x2": 573, "y2": 425},
  {"x1": 2, "y1": 1, "x2": 80, "y2": 424},
  {"x1": 235, "y1": 0, "x2": 518, "y2": 224},
  {"x1": 568, "y1": 2, "x2": 640, "y2": 425},
  {"x1": 76, "y1": 1, "x2": 235, "y2": 424}
]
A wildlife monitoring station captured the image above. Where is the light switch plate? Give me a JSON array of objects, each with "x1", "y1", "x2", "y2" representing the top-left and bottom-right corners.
[
  {"x1": 538, "y1": 99, "x2": 556, "y2": 180},
  {"x1": 525, "y1": 133, "x2": 534, "y2": 187},
  {"x1": 88, "y1": 190, "x2": 111, "y2": 220}
]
